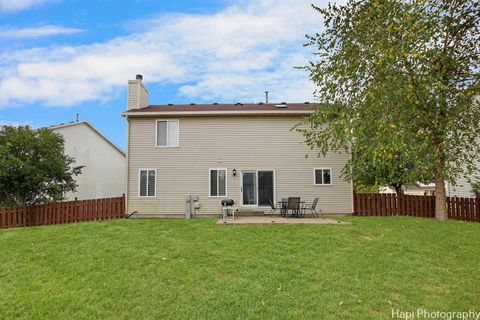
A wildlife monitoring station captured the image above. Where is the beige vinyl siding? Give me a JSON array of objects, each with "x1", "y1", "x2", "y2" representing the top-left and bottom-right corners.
[
  {"x1": 139, "y1": 84, "x2": 149, "y2": 109},
  {"x1": 127, "y1": 80, "x2": 149, "y2": 110},
  {"x1": 127, "y1": 81, "x2": 140, "y2": 109},
  {"x1": 127, "y1": 115, "x2": 353, "y2": 215}
]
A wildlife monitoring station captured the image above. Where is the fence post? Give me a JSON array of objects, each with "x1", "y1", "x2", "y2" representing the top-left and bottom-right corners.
[
  {"x1": 476, "y1": 197, "x2": 480, "y2": 222},
  {"x1": 398, "y1": 193, "x2": 402, "y2": 216},
  {"x1": 122, "y1": 193, "x2": 126, "y2": 218},
  {"x1": 23, "y1": 206, "x2": 28, "y2": 227},
  {"x1": 0, "y1": 208, "x2": 4, "y2": 229},
  {"x1": 74, "y1": 197, "x2": 78, "y2": 223}
]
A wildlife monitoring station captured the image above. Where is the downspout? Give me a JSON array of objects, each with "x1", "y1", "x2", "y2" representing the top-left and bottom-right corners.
[{"x1": 124, "y1": 116, "x2": 130, "y2": 215}]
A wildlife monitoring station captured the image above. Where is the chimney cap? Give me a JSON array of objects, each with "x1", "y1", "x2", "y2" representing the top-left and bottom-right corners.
[{"x1": 136, "y1": 74, "x2": 143, "y2": 81}]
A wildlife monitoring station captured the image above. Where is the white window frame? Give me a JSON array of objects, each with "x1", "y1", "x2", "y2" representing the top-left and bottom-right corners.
[
  {"x1": 138, "y1": 169, "x2": 157, "y2": 197},
  {"x1": 313, "y1": 168, "x2": 333, "y2": 186},
  {"x1": 209, "y1": 168, "x2": 228, "y2": 198},
  {"x1": 155, "y1": 119, "x2": 179, "y2": 148}
]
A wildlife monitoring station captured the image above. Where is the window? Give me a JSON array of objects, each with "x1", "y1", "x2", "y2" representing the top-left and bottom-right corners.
[
  {"x1": 314, "y1": 168, "x2": 332, "y2": 185},
  {"x1": 156, "y1": 120, "x2": 179, "y2": 147},
  {"x1": 139, "y1": 169, "x2": 156, "y2": 197},
  {"x1": 210, "y1": 169, "x2": 227, "y2": 197}
]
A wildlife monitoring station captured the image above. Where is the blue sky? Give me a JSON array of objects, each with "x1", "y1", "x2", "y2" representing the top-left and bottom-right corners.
[{"x1": 0, "y1": 0, "x2": 331, "y2": 149}]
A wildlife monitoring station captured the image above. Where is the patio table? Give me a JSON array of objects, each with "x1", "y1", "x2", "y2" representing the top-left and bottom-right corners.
[{"x1": 277, "y1": 200, "x2": 305, "y2": 218}]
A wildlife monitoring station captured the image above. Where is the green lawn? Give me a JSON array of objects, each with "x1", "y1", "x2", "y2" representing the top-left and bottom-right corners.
[{"x1": 0, "y1": 217, "x2": 479, "y2": 319}]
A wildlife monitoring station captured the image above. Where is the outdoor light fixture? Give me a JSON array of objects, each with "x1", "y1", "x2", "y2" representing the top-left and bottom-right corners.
[{"x1": 232, "y1": 169, "x2": 237, "y2": 176}]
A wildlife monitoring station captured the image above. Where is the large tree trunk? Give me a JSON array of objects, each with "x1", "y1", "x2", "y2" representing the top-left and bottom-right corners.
[{"x1": 434, "y1": 174, "x2": 448, "y2": 220}]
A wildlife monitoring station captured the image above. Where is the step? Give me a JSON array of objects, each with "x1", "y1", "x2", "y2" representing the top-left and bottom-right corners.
[{"x1": 235, "y1": 209, "x2": 268, "y2": 217}]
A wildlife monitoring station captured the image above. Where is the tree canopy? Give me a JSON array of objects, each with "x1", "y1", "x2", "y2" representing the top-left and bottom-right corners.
[
  {"x1": 0, "y1": 125, "x2": 82, "y2": 206},
  {"x1": 299, "y1": 0, "x2": 480, "y2": 219}
]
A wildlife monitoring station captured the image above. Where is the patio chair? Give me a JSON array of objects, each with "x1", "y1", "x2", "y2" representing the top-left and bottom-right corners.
[
  {"x1": 302, "y1": 197, "x2": 321, "y2": 218},
  {"x1": 268, "y1": 198, "x2": 279, "y2": 217},
  {"x1": 287, "y1": 197, "x2": 301, "y2": 218},
  {"x1": 279, "y1": 198, "x2": 288, "y2": 217}
]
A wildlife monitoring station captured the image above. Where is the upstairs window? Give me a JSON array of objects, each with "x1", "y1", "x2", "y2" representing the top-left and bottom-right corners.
[
  {"x1": 156, "y1": 120, "x2": 179, "y2": 147},
  {"x1": 139, "y1": 169, "x2": 156, "y2": 197},
  {"x1": 314, "y1": 168, "x2": 332, "y2": 185},
  {"x1": 210, "y1": 169, "x2": 227, "y2": 197}
]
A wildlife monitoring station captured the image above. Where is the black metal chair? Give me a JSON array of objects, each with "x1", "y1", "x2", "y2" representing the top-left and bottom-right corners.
[
  {"x1": 268, "y1": 198, "x2": 279, "y2": 216},
  {"x1": 302, "y1": 198, "x2": 321, "y2": 218},
  {"x1": 287, "y1": 197, "x2": 301, "y2": 218},
  {"x1": 279, "y1": 198, "x2": 288, "y2": 217}
]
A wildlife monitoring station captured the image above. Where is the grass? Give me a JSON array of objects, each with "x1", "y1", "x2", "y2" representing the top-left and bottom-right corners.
[{"x1": 0, "y1": 216, "x2": 479, "y2": 319}]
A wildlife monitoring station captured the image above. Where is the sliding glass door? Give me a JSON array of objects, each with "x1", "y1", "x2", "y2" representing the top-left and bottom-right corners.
[
  {"x1": 242, "y1": 170, "x2": 275, "y2": 206},
  {"x1": 242, "y1": 171, "x2": 257, "y2": 205},
  {"x1": 257, "y1": 171, "x2": 274, "y2": 206}
]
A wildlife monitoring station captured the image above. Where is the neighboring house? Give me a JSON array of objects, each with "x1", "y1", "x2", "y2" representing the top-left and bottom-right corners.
[
  {"x1": 122, "y1": 75, "x2": 353, "y2": 217},
  {"x1": 50, "y1": 121, "x2": 126, "y2": 200},
  {"x1": 446, "y1": 173, "x2": 479, "y2": 197},
  {"x1": 381, "y1": 183, "x2": 436, "y2": 196},
  {"x1": 380, "y1": 176, "x2": 479, "y2": 197}
]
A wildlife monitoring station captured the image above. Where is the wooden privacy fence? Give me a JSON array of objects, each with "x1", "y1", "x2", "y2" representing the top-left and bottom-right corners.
[
  {"x1": 354, "y1": 192, "x2": 480, "y2": 222},
  {"x1": 0, "y1": 195, "x2": 125, "y2": 229},
  {"x1": 447, "y1": 196, "x2": 480, "y2": 222}
]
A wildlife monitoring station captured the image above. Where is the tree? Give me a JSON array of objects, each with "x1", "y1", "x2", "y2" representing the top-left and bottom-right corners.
[
  {"x1": 299, "y1": 0, "x2": 480, "y2": 220},
  {"x1": 351, "y1": 147, "x2": 427, "y2": 194},
  {"x1": 0, "y1": 125, "x2": 83, "y2": 206},
  {"x1": 347, "y1": 111, "x2": 433, "y2": 194}
]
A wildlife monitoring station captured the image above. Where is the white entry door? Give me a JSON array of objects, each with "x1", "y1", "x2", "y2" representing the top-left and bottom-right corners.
[{"x1": 241, "y1": 170, "x2": 275, "y2": 206}]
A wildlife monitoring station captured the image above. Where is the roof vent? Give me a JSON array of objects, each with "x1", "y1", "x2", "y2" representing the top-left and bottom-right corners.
[
  {"x1": 274, "y1": 104, "x2": 288, "y2": 108},
  {"x1": 136, "y1": 74, "x2": 143, "y2": 80},
  {"x1": 235, "y1": 102, "x2": 243, "y2": 106},
  {"x1": 304, "y1": 102, "x2": 310, "y2": 104},
  {"x1": 190, "y1": 103, "x2": 196, "y2": 105},
  {"x1": 258, "y1": 102, "x2": 264, "y2": 105},
  {"x1": 281, "y1": 102, "x2": 287, "y2": 105},
  {"x1": 168, "y1": 103, "x2": 173, "y2": 106},
  {"x1": 213, "y1": 103, "x2": 219, "y2": 105}
]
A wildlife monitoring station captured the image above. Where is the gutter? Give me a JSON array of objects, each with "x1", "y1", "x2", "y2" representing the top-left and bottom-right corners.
[{"x1": 121, "y1": 110, "x2": 314, "y2": 117}]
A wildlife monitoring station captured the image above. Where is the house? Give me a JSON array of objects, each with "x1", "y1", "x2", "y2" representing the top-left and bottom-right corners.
[
  {"x1": 122, "y1": 75, "x2": 353, "y2": 217},
  {"x1": 380, "y1": 172, "x2": 479, "y2": 197},
  {"x1": 50, "y1": 121, "x2": 126, "y2": 200},
  {"x1": 381, "y1": 183, "x2": 436, "y2": 196},
  {"x1": 446, "y1": 173, "x2": 479, "y2": 197}
]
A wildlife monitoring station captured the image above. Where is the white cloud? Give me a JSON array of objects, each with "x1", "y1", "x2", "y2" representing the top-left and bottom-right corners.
[
  {"x1": 0, "y1": 0, "x2": 55, "y2": 12},
  {"x1": 0, "y1": 0, "x2": 335, "y2": 107},
  {"x1": 0, "y1": 25, "x2": 84, "y2": 39},
  {"x1": 0, "y1": 118, "x2": 33, "y2": 127}
]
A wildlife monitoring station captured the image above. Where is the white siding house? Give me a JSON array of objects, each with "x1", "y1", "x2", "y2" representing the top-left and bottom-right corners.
[
  {"x1": 380, "y1": 174, "x2": 479, "y2": 198},
  {"x1": 447, "y1": 171, "x2": 479, "y2": 197},
  {"x1": 50, "y1": 121, "x2": 126, "y2": 200}
]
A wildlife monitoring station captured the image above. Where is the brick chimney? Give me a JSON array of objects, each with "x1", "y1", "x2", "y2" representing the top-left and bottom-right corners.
[{"x1": 127, "y1": 74, "x2": 149, "y2": 110}]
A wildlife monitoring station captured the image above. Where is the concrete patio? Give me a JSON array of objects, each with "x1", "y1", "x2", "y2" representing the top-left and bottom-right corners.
[{"x1": 217, "y1": 216, "x2": 349, "y2": 225}]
